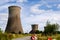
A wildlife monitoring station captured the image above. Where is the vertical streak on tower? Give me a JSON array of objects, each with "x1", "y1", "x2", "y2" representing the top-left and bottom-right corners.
[{"x1": 5, "y1": 6, "x2": 23, "y2": 33}]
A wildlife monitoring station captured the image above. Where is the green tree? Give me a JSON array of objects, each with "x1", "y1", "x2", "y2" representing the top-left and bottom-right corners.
[
  {"x1": 44, "y1": 21, "x2": 59, "y2": 35},
  {"x1": 35, "y1": 30, "x2": 40, "y2": 34}
]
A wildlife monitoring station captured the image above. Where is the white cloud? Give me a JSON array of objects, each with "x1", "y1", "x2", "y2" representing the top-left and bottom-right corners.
[
  {"x1": 0, "y1": 13, "x2": 8, "y2": 25},
  {"x1": 46, "y1": 4, "x2": 52, "y2": 8},
  {"x1": 30, "y1": 4, "x2": 53, "y2": 14},
  {"x1": 30, "y1": 4, "x2": 45, "y2": 14},
  {"x1": 0, "y1": 0, "x2": 9, "y2": 5},
  {"x1": 0, "y1": 3, "x2": 23, "y2": 13},
  {"x1": 0, "y1": 0, "x2": 28, "y2": 6},
  {"x1": 9, "y1": 0, "x2": 15, "y2": 2},
  {"x1": 44, "y1": 0, "x2": 60, "y2": 3},
  {"x1": 0, "y1": 13, "x2": 8, "y2": 31},
  {"x1": 0, "y1": 13, "x2": 8, "y2": 20},
  {"x1": 3, "y1": 0, "x2": 28, "y2": 3},
  {"x1": 40, "y1": 0, "x2": 53, "y2": 8},
  {"x1": 23, "y1": 13, "x2": 60, "y2": 24},
  {"x1": 17, "y1": 0, "x2": 28, "y2": 3},
  {"x1": 23, "y1": 15, "x2": 47, "y2": 23},
  {"x1": 57, "y1": 4, "x2": 60, "y2": 8}
]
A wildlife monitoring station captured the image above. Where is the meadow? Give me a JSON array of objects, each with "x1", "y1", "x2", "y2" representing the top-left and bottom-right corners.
[{"x1": 0, "y1": 33, "x2": 60, "y2": 40}]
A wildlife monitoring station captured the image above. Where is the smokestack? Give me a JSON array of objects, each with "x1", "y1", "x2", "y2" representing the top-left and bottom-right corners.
[
  {"x1": 5, "y1": 6, "x2": 23, "y2": 34},
  {"x1": 30, "y1": 24, "x2": 38, "y2": 34}
]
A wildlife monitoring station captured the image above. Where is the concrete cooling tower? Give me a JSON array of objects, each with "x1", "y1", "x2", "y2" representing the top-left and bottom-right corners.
[
  {"x1": 30, "y1": 24, "x2": 38, "y2": 34},
  {"x1": 5, "y1": 6, "x2": 23, "y2": 34}
]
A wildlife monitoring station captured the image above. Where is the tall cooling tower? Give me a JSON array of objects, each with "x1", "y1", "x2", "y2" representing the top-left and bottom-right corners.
[{"x1": 5, "y1": 6, "x2": 23, "y2": 34}]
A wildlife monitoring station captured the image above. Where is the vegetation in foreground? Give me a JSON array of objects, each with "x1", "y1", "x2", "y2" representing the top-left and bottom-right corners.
[
  {"x1": 1, "y1": 33, "x2": 60, "y2": 40},
  {"x1": 37, "y1": 34, "x2": 60, "y2": 40},
  {"x1": 0, "y1": 21, "x2": 60, "y2": 40},
  {"x1": 0, "y1": 32, "x2": 31, "y2": 40},
  {"x1": 0, "y1": 31, "x2": 60, "y2": 40}
]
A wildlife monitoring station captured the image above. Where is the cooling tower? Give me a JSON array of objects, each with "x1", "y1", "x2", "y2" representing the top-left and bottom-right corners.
[
  {"x1": 5, "y1": 6, "x2": 23, "y2": 34},
  {"x1": 30, "y1": 24, "x2": 38, "y2": 34}
]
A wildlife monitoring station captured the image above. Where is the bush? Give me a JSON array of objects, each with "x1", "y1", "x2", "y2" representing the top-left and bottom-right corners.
[
  {"x1": 35, "y1": 30, "x2": 40, "y2": 34},
  {"x1": 0, "y1": 33, "x2": 13, "y2": 40}
]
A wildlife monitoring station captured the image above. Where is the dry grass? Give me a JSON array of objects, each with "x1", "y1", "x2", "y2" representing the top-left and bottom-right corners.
[
  {"x1": 0, "y1": 33, "x2": 60, "y2": 40},
  {"x1": 37, "y1": 34, "x2": 60, "y2": 40}
]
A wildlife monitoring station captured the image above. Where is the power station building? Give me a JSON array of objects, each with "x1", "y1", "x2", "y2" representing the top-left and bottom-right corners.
[
  {"x1": 5, "y1": 6, "x2": 23, "y2": 34},
  {"x1": 30, "y1": 24, "x2": 38, "y2": 34}
]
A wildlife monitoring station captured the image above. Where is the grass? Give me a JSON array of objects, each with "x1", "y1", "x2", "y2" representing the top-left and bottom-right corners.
[
  {"x1": 0, "y1": 33, "x2": 31, "y2": 40},
  {"x1": 12, "y1": 34, "x2": 31, "y2": 38},
  {"x1": 0, "y1": 33, "x2": 13, "y2": 40},
  {"x1": 37, "y1": 34, "x2": 60, "y2": 40},
  {"x1": 0, "y1": 33, "x2": 60, "y2": 40},
  {"x1": 13, "y1": 34, "x2": 60, "y2": 40}
]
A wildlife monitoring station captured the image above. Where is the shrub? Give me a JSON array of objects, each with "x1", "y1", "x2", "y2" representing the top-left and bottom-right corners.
[
  {"x1": 35, "y1": 30, "x2": 40, "y2": 34},
  {"x1": 0, "y1": 33, "x2": 13, "y2": 40}
]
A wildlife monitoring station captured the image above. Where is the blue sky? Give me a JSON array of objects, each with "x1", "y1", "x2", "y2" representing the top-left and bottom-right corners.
[{"x1": 0, "y1": 0, "x2": 60, "y2": 33}]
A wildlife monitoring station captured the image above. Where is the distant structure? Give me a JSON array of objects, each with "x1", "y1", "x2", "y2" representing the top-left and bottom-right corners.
[
  {"x1": 30, "y1": 24, "x2": 38, "y2": 34},
  {"x1": 5, "y1": 6, "x2": 23, "y2": 34}
]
